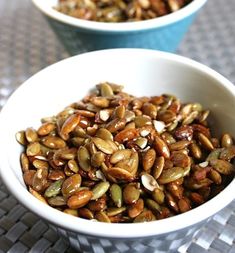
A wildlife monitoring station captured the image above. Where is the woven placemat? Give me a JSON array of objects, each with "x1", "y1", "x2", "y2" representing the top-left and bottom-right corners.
[{"x1": 1, "y1": 0, "x2": 235, "y2": 252}]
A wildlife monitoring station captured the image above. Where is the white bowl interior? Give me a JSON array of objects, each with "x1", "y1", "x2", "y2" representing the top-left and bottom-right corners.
[{"x1": 0, "y1": 49, "x2": 235, "y2": 238}]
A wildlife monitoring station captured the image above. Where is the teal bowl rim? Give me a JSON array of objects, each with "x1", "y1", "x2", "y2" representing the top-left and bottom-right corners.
[{"x1": 32, "y1": 0, "x2": 208, "y2": 32}]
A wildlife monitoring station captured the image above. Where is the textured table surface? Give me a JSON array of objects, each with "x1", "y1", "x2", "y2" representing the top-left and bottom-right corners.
[{"x1": 1, "y1": 0, "x2": 235, "y2": 252}]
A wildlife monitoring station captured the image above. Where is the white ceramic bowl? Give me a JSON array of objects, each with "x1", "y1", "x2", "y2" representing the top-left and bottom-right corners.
[
  {"x1": 0, "y1": 49, "x2": 235, "y2": 253},
  {"x1": 32, "y1": 0, "x2": 207, "y2": 54}
]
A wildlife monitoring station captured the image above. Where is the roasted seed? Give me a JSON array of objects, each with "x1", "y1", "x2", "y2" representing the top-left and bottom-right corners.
[
  {"x1": 142, "y1": 148, "x2": 156, "y2": 172},
  {"x1": 100, "y1": 82, "x2": 114, "y2": 97},
  {"x1": 77, "y1": 146, "x2": 91, "y2": 171},
  {"x1": 141, "y1": 173, "x2": 159, "y2": 191},
  {"x1": 26, "y1": 142, "x2": 41, "y2": 156},
  {"x1": 190, "y1": 142, "x2": 202, "y2": 159},
  {"x1": 158, "y1": 167, "x2": 186, "y2": 184},
  {"x1": 107, "y1": 167, "x2": 134, "y2": 181},
  {"x1": 133, "y1": 210, "x2": 156, "y2": 223},
  {"x1": 91, "y1": 181, "x2": 110, "y2": 200},
  {"x1": 123, "y1": 184, "x2": 140, "y2": 204},
  {"x1": 152, "y1": 156, "x2": 165, "y2": 179},
  {"x1": 169, "y1": 140, "x2": 191, "y2": 151},
  {"x1": 134, "y1": 115, "x2": 152, "y2": 127},
  {"x1": 16, "y1": 131, "x2": 27, "y2": 145},
  {"x1": 95, "y1": 211, "x2": 111, "y2": 223},
  {"x1": 32, "y1": 159, "x2": 49, "y2": 170},
  {"x1": 20, "y1": 153, "x2": 29, "y2": 172},
  {"x1": 154, "y1": 135, "x2": 170, "y2": 159},
  {"x1": 91, "y1": 152, "x2": 105, "y2": 167},
  {"x1": 221, "y1": 133, "x2": 233, "y2": 148},
  {"x1": 25, "y1": 127, "x2": 38, "y2": 143},
  {"x1": 209, "y1": 159, "x2": 235, "y2": 175},
  {"x1": 92, "y1": 137, "x2": 114, "y2": 154},
  {"x1": 29, "y1": 187, "x2": 47, "y2": 204},
  {"x1": 146, "y1": 199, "x2": 161, "y2": 213},
  {"x1": 78, "y1": 208, "x2": 94, "y2": 219},
  {"x1": 44, "y1": 179, "x2": 64, "y2": 198},
  {"x1": 128, "y1": 198, "x2": 144, "y2": 218},
  {"x1": 61, "y1": 174, "x2": 82, "y2": 197},
  {"x1": 110, "y1": 183, "x2": 123, "y2": 207},
  {"x1": 198, "y1": 133, "x2": 214, "y2": 151},
  {"x1": 60, "y1": 113, "x2": 80, "y2": 140},
  {"x1": 178, "y1": 197, "x2": 191, "y2": 213},
  {"x1": 67, "y1": 190, "x2": 93, "y2": 209},
  {"x1": 64, "y1": 209, "x2": 78, "y2": 217},
  {"x1": 87, "y1": 197, "x2": 106, "y2": 211},
  {"x1": 220, "y1": 146, "x2": 235, "y2": 161},
  {"x1": 110, "y1": 149, "x2": 132, "y2": 164},
  {"x1": 106, "y1": 207, "x2": 126, "y2": 216},
  {"x1": 48, "y1": 196, "x2": 66, "y2": 206},
  {"x1": 152, "y1": 188, "x2": 165, "y2": 204},
  {"x1": 41, "y1": 136, "x2": 66, "y2": 149}
]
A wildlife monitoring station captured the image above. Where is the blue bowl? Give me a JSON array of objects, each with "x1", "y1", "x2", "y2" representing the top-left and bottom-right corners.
[{"x1": 32, "y1": 0, "x2": 207, "y2": 55}]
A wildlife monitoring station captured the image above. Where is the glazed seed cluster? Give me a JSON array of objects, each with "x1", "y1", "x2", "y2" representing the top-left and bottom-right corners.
[
  {"x1": 55, "y1": 0, "x2": 193, "y2": 22},
  {"x1": 16, "y1": 82, "x2": 235, "y2": 223}
]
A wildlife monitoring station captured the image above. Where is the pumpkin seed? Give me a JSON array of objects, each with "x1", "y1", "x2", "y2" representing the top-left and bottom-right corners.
[
  {"x1": 110, "y1": 183, "x2": 123, "y2": 207},
  {"x1": 209, "y1": 159, "x2": 235, "y2": 175},
  {"x1": 154, "y1": 136, "x2": 170, "y2": 159},
  {"x1": 92, "y1": 137, "x2": 114, "y2": 154},
  {"x1": 158, "y1": 167, "x2": 185, "y2": 184},
  {"x1": 77, "y1": 146, "x2": 91, "y2": 171},
  {"x1": 91, "y1": 181, "x2": 110, "y2": 200},
  {"x1": 123, "y1": 184, "x2": 140, "y2": 204},
  {"x1": 110, "y1": 149, "x2": 132, "y2": 164},
  {"x1": 25, "y1": 127, "x2": 38, "y2": 143},
  {"x1": 142, "y1": 148, "x2": 156, "y2": 172},
  {"x1": 67, "y1": 190, "x2": 93, "y2": 209},
  {"x1": 221, "y1": 133, "x2": 233, "y2": 148},
  {"x1": 44, "y1": 179, "x2": 64, "y2": 198},
  {"x1": 17, "y1": 82, "x2": 235, "y2": 224},
  {"x1": 128, "y1": 198, "x2": 144, "y2": 218},
  {"x1": 61, "y1": 174, "x2": 82, "y2": 197},
  {"x1": 141, "y1": 173, "x2": 159, "y2": 191},
  {"x1": 95, "y1": 211, "x2": 111, "y2": 223},
  {"x1": 16, "y1": 131, "x2": 27, "y2": 145},
  {"x1": 133, "y1": 210, "x2": 156, "y2": 223}
]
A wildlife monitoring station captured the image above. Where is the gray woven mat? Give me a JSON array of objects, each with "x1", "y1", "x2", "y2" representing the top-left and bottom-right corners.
[{"x1": 1, "y1": 0, "x2": 235, "y2": 252}]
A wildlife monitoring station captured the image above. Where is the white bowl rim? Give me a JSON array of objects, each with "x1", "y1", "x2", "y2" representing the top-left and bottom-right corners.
[
  {"x1": 0, "y1": 48, "x2": 235, "y2": 238},
  {"x1": 32, "y1": 0, "x2": 207, "y2": 32}
]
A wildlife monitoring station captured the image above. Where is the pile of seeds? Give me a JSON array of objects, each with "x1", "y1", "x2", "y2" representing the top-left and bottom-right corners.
[
  {"x1": 16, "y1": 82, "x2": 235, "y2": 223},
  {"x1": 55, "y1": 0, "x2": 193, "y2": 22}
]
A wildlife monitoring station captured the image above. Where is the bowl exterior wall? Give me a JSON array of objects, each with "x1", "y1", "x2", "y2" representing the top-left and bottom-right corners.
[
  {"x1": 46, "y1": 13, "x2": 196, "y2": 55},
  {"x1": 51, "y1": 218, "x2": 207, "y2": 253}
]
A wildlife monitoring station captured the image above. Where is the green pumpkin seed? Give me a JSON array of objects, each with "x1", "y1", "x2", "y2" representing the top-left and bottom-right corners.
[
  {"x1": 91, "y1": 181, "x2": 110, "y2": 200},
  {"x1": 44, "y1": 179, "x2": 64, "y2": 198},
  {"x1": 110, "y1": 183, "x2": 122, "y2": 208}
]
